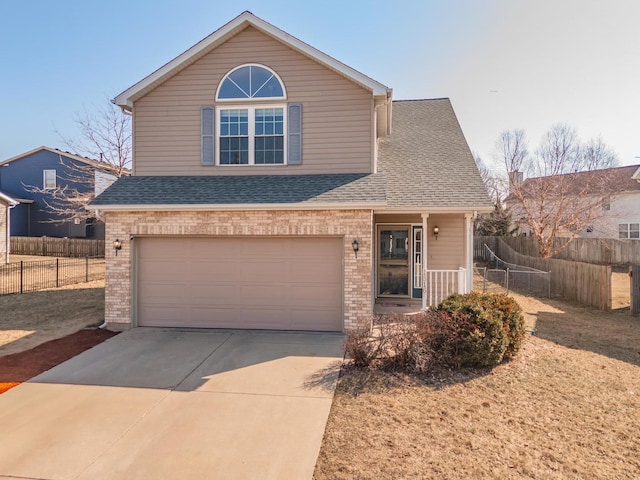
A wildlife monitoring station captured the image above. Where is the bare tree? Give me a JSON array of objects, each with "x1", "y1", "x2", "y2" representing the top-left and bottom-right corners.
[
  {"x1": 473, "y1": 152, "x2": 506, "y2": 204},
  {"x1": 27, "y1": 100, "x2": 131, "y2": 225},
  {"x1": 500, "y1": 124, "x2": 619, "y2": 257},
  {"x1": 60, "y1": 100, "x2": 131, "y2": 178}
]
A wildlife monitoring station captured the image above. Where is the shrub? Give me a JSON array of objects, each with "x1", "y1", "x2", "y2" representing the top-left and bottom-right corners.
[
  {"x1": 344, "y1": 318, "x2": 381, "y2": 368},
  {"x1": 435, "y1": 292, "x2": 525, "y2": 367},
  {"x1": 345, "y1": 293, "x2": 525, "y2": 371}
]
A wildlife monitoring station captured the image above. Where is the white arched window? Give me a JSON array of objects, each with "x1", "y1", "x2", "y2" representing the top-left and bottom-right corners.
[
  {"x1": 216, "y1": 64, "x2": 286, "y2": 101},
  {"x1": 201, "y1": 65, "x2": 301, "y2": 167}
]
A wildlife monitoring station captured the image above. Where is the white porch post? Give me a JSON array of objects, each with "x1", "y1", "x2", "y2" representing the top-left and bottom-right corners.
[
  {"x1": 464, "y1": 213, "x2": 474, "y2": 293},
  {"x1": 421, "y1": 213, "x2": 429, "y2": 310}
]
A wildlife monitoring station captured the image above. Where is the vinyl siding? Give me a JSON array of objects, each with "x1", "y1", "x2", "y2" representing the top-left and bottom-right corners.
[
  {"x1": 373, "y1": 213, "x2": 464, "y2": 270},
  {"x1": 426, "y1": 214, "x2": 465, "y2": 270},
  {"x1": 133, "y1": 26, "x2": 373, "y2": 176}
]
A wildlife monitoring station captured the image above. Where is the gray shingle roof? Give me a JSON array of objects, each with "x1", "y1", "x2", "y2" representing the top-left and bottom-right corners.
[
  {"x1": 378, "y1": 99, "x2": 493, "y2": 209},
  {"x1": 90, "y1": 173, "x2": 386, "y2": 206}
]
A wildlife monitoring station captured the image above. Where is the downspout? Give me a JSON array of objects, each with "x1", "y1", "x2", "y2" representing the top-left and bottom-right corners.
[{"x1": 89, "y1": 207, "x2": 108, "y2": 330}]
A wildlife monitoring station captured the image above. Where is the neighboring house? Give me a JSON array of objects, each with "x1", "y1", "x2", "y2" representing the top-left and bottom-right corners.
[
  {"x1": 91, "y1": 12, "x2": 492, "y2": 332},
  {"x1": 0, "y1": 191, "x2": 18, "y2": 264},
  {"x1": 508, "y1": 165, "x2": 640, "y2": 239},
  {"x1": 0, "y1": 146, "x2": 120, "y2": 239}
]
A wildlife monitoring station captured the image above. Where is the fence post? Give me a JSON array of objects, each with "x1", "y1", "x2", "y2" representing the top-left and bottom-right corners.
[
  {"x1": 506, "y1": 267, "x2": 510, "y2": 294},
  {"x1": 85, "y1": 256, "x2": 89, "y2": 283},
  {"x1": 482, "y1": 267, "x2": 487, "y2": 293},
  {"x1": 20, "y1": 261, "x2": 24, "y2": 294},
  {"x1": 631, "y1": 266, "x2": 640, "y2": 316},
  {"x1": 56, "y1": 258, "x2": 59, "y2": 288}
]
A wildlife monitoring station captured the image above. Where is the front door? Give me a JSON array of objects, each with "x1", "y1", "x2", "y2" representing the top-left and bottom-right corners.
[{"x1": 378, "y1": 228, "x2": 409, "y2": 296}]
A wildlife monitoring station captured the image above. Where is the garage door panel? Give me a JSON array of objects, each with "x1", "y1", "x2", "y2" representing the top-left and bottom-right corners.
[
  {"x1": 139, "y1": 282, "x2": 190, "y2": 300},
  {"x1": 291, "y1": 261, "x2": 342, "y2": 283},
  {"x1": 137, "y1": 237, "x2": 343, "y2": 331},
  {"x1": 191, "y1": 284, "x2": 240, "y2": 301},
  {"x1": 188, "y1": 237, "x2": 238, "y2": 257},
  {"x1": 239, "y1": 285, "x2": 287, "y2": 305},
  {"x1": 140, "y1": 260, "x2": 191, "y2": 278},
  {"x1": 246, "y1": 260, "x2": 290, "y2": 283},
  {"x1": 289, "y1": 284, "x2": 342, "y2": 306},
  {"x1": 192, "y1": 262, "x2": 242, "y2": 282}
]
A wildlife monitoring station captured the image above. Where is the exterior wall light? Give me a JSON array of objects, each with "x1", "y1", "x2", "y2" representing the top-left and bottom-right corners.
[
  {"x1": 351, "y1": 239, "x2": 359, "y2": 258},
  {"x1": 433, "y1": 226, "x2": 439, "y2": 240},
  {"x1": 113, "y1": 239, "x2": 122, "y2": 256}
]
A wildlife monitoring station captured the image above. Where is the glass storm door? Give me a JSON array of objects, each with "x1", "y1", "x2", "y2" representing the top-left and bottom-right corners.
[
  {"x1": 412, "y1": 226, "x2": 423, "y2": 298},
  {"x1": 378, "y1": 228, "x2": 409, "y2": 296}
]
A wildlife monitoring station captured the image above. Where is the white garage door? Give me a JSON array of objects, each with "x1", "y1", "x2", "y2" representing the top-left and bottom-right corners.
[{"x1": 136, "y1": 237, "x2": 343, "y2": 331}]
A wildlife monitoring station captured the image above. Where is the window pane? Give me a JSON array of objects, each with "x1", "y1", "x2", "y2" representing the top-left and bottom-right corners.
[
  {"x1": 631, "y1": 224, "x2": 639, "y2": 239},
  {"x1": 219, "y1": 109, "x2": 249, "y2": 165},
  {"x1": 228, "y1": 67, "x2": 251, "y2": 96},
  {"x1": 619, "y1": 224, "x2": 629, "y2": 239},
  {"x1": 218, "y1": 80, "x2": 247, "y2": 99},
  {"x1": 43, "y1": 170, "x2": 56, "y2": 189},
  {"x1": 254, "y1": 76, "x2": 284, "y2": 98}
]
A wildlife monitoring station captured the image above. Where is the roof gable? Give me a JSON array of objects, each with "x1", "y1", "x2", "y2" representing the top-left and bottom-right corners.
[
  {"x1": 113, "y1": 11, "x2": 391, "y2": 109},
  {"x1": 518, "y1": 164, "x2": 640, "y2": 196},
  {"x1": 0, "y1": 146, "x2": 127, "y2": 176},
  {"x1": 0, "y1": 191, "x2": 18, "y2": 206}
]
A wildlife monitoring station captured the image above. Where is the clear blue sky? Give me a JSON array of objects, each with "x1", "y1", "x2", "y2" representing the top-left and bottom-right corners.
[{"x1": 2, "y1": 0, "x2": 639, "y2": 170}]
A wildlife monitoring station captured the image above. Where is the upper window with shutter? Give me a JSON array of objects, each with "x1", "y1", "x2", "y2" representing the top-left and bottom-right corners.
[{"x1": 204, "y1": 64, "x2": 300, "y2": 166}]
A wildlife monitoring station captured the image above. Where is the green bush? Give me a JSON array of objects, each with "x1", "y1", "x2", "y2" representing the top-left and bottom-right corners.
[{"x1": 435, "y1": 292, "x2": 525, "y2": 367}]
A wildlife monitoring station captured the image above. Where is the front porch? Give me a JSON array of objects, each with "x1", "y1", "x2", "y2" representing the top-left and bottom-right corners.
[{"x1": 373, "y1": 212, "x2": 474, "y2": 314}]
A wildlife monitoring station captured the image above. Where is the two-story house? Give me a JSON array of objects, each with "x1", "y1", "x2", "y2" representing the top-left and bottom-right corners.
[
  {"x1": 0, "y1": 146, "x2": 121, "y2": 239},
  {"x1": 507, "y1": 164, "x2": 640, "y2": 239},
  {"x1": 91, "y1": 12, "x2": 492, "y2": 332}
]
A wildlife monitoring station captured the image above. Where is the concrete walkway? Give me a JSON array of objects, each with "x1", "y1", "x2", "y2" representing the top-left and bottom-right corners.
[{"x1": 0, "y1": 328, "x2": 344, "y2": 480}]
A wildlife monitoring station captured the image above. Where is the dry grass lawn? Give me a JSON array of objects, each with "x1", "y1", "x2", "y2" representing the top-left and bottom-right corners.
[
  {"x1": 611, "y1": 270, "x2": 631, "y2": 311},
  {"x1": 315, "y1": 293, "x2": 640, "y2": 479},
  {"x1": 0, "y1": 280, "x2": 105, "y2": 356}
]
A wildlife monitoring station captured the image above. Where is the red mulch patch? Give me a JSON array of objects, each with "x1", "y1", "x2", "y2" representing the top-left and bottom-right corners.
[{"x1": 0, "y1": 329, "x2": 118, "y2": 394}]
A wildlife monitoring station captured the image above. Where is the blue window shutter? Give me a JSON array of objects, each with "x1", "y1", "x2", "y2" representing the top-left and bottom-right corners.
[
  {"x1": 288, "y1": 103, "x2": 302, "y2": 165},
  {"x1": 201, "y1": 106, "x2": 215, "y2": 165}
]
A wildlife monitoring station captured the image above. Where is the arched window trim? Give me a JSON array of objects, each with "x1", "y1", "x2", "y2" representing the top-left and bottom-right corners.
[{"x1": 215, "y1": 63, "x2": 287, "y2": 102}]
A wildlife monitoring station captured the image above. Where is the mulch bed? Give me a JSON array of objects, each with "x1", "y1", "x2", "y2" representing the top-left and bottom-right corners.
[{"x1": 0, "y1": 329, "x2": 118, "y2": 394}]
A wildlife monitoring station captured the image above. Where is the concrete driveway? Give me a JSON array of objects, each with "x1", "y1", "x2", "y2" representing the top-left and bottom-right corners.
[{"x1": 0, "y1": 328, "x2": 344, "y2": 480}]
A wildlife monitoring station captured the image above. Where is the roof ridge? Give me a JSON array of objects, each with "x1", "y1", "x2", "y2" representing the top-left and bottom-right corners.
[{"x1": 393, "y1": 98, "x2": 450, "y2": 103}]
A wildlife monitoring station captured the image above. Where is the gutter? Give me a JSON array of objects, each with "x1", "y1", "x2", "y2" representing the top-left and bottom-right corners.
[{"x1": 87, "y1": 201, "x2": 387, "y2": 213}]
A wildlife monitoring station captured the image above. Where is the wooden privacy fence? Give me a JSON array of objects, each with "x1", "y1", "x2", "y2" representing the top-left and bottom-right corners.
[
  {"x1": 476, "y1": 236, "x2": 640, "y2": 265},
  {"x1": 477, "y1": 237, "x2": 611, "y2": 310},
  {"x1": 0, "y1": 257, "x2": 105, "y2": 296},
  {"x1": 10, "y1": 237, "x2": 105, "y2": 258}
]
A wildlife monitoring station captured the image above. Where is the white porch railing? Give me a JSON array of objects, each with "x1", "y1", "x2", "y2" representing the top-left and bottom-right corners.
[{"x1": 423, "y1": 267, "x2": 467, "y2": 308}]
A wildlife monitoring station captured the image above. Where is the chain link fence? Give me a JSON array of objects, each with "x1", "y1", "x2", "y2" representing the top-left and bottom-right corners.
[{"x1": 475, "y1": 244, "x2": 550, "y2": 298}]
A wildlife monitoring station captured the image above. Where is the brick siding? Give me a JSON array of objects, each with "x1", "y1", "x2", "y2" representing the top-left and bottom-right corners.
[{"x1": 104, "y1": 209, "x2": 373, "y2": 331}]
